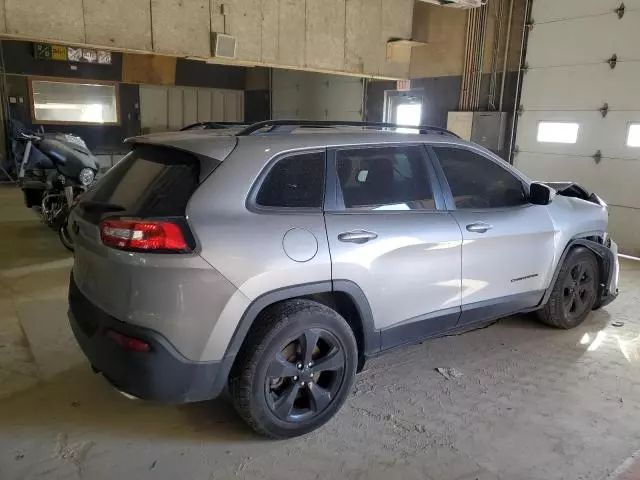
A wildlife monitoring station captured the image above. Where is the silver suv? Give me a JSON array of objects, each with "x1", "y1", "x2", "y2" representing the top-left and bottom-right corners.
[{"x1": 68, "y1": 120, "x2": 619, "y2": 438}]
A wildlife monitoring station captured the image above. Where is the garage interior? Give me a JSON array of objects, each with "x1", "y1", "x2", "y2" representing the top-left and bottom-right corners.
[{"x1": 1, "y1": 0, "x2": 640, "y2": 479}]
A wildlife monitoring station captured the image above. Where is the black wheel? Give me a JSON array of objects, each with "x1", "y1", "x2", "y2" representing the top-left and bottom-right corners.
[
  {"x1": 537, "y1": 247, "x2": 599, "y2": 329},
  {"x1": 229, "y1": 299, "x2": 357, "y2": 439},
  {"x1": 59, "y1": 222, "x2": 74, "y2": 252}
]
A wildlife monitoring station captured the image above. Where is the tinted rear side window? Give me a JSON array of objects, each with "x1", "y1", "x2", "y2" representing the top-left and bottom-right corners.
[
  {"x1": 256, "y1": 151, "x2": 325, "y2": 208},
  {"x1": 81, "y1": 145, "x2": 201, "y2": 218}
]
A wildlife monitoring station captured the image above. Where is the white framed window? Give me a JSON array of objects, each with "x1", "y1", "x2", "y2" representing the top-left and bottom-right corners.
[
  {"x1": 29, "y1": 78, "x2": 119, "y2": 125},
  {"x1": 626, "y1": 123, "x2": 640, "y2": 147},
  {"x1": 536, "y1": 121, "x2": 579, "y2": 144}
]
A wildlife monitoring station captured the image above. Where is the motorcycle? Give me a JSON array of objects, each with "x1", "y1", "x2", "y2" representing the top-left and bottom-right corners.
[{"x1": 16, "y1": 125, "x2": 99, "y2": 251}]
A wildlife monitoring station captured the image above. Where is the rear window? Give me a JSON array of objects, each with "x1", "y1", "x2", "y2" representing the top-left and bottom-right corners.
[{"x1": 81, "y1": 145, "x2": 201, "y2": 218}]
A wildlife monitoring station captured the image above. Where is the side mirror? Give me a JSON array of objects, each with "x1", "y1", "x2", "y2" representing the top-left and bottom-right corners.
[{"x1": 529, "y1": 182, "x2": 554, "y2": 205}]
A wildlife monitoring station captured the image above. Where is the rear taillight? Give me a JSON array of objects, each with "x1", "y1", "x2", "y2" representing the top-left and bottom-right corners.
[
  {"x1": 106, "y1": 330, "x2": 150, "y2": 352},
  {"x1": 100, "y1": 219, "x2": 190, "y2": 252}
]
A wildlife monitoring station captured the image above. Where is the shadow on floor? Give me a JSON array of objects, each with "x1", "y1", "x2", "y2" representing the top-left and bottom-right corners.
[{"x1": 0, "y1": 364, "x2": 260, "y2": 444}]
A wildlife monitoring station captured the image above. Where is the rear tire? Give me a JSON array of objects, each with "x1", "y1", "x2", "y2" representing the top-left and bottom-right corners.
[
  {"x1": 229, "y1": 299, "x2": 357, "y2": 439},
  {"x1": 537, "y1": 247, "x2": 599, "y2": 329}
]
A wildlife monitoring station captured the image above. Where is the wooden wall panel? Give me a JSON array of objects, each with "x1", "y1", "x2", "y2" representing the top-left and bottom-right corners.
[
  {"x1": 210, "y1": 0, "x2": 225, "y2": 33},
  {"x1": 6, "y1": 0, "x2": 85, "y2": 43},
  {"x1": 278, "y1": 0, "x2": 305, "y2": 67},
  {"x1": 379, "y1": 0, "x2": 413, "y2": 77},
  {"x1": 227, "y1": 0, "x2": 262, "y2": 61},
  {"x1": 84, "y1": 0, "x2": 152, "y2": 51},
  {"x1": 151, "y1": 0, "x2": 210, "y2": 57},
  {"x1": 122, "y1": 54, "x2": 176, "y2": 85},
  {"x1": 305, "y1": 0, "x2": 345, "y2": 71},
  {"x1": 0, "y1": 0, "x2": 6, "y2": 33},
  {"x1": 345, "y1": 0, "x2": 381, "y2": 74},
  {"x1": 409, "y1": 4, "x2": 467, "y2": 78},
  {"x1": 261, "y1": 0, "x2": 279, "y2": 63}
]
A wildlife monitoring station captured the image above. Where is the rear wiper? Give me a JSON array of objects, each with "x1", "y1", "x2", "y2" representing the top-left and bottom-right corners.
[{"x1": 80, "y1": 200, "x2": 126, "y2": 213}]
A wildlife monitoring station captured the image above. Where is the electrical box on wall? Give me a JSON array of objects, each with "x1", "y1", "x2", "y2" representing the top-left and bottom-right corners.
[
  {"x1": 447, "y1": 111, "x2": 508, "y2": 151},
  {"x1": 471, "y1": 112, "x2": 508, "y2": 151}
]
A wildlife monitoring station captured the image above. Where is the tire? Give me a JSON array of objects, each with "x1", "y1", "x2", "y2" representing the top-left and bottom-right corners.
[
  {"x1": 229, "y1": 299, "x2": 357, "y2": 439},
  {"x1": 59, "y1": 223, "x2": 74, "y2": 252},
  {"x1": 537, "y1": 247, "x2": 600, "y2": 329}
]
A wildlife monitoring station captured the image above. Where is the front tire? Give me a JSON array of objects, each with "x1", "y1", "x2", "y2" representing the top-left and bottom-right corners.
[
  {"x1": 537, "y1": 247, "x2": 599, "y2": 329},
  {"x1": 229, "y1": 299, "x2": 357, "y2": 439},
  {"x1": 59, "y1": 222, "x2": 74, "y2": 252}
]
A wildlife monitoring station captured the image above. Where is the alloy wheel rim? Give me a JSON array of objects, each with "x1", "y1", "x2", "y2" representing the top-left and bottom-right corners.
[
  {"x1": 562, "y1": 261, "x2": 596, "y2": 319},
  {"x1": 264, "y1": 328, "x2": 346, "y2": 423}
]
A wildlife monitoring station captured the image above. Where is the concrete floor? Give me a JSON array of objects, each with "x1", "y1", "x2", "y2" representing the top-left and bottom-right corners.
[{"x1": 1, "y1": 185, "x2": 640, "y2": 480}]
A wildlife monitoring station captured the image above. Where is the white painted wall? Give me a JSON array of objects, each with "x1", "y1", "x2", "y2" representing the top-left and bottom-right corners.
[
  {"x1": 514, "y1": 0, "x2": 640, "y2": 255},
  {"x1": 271, "y1": 70, "x2": 364, "y2": 121}
]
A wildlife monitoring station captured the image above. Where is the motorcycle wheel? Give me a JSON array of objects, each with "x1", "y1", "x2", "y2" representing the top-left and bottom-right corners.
[{"x1": 59, "y1": 223, "x2": 74, "y2": 252}]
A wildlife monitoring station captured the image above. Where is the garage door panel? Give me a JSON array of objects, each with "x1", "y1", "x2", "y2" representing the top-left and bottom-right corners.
[
  {"x1": 514, "y1": 152, "x2": 640, "y2": 210},
  {"x1": 139, "y1": 85, "x2": 168, "y2": 133},
  {"x1": 212, "y1": 90, "x2": 225, "y2": 122},
  {"x1": 197, "y1": 89, "x2": 212, "y2": 122},
  {"x1": 183, "y1": 88, "x2": 198, "y2": 126},
  {"x1": 518, "y1": 0, "x2": 640, "y2": 254},
  {"x1": 527, "y1": 11, "x2": 640, "y2": 67},
  {"x1": 167, "y1": 87, "x2": 184, "y2": 131},
  {"x1": 532, "y1": 0, "x2": 640, "y2": 24},
  {"x1": 517, "y1": 111, "x2": 640, "y2": 160},
  {"x1": 521, "y1": 62, "x2": 640, "y2": 111}
]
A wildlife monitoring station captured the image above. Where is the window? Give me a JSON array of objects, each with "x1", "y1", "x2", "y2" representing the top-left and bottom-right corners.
[
  {"x1": 536, "y1": 122, "x2": 579, "y2": 144},
  {"x1": 336, "y1": 145, "x2": 435, "y2": 211},
  {"x1": 627, "y1": 123, "x2": 640, "y2": 147},
  {"x1": 81, "y1": 145, "x2": 201, "y2": 221},
  {"x1": 433, "y1": 147, "x2": 527, "y2": 209},
  {"x1": 30, "y1": 79, "x2": 119, "y2": 124},
  {"x1": 256, "y1": 152, "x2": 325, "y2": 209}
]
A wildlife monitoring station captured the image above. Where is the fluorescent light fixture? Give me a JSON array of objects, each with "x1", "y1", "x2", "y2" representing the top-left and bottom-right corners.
[
  {"x1": 626, "y1": 123, "x2": 640, "y2": 147},
  {"x1": 537, "y1": 122, "x2": 579, "y2": 144}
]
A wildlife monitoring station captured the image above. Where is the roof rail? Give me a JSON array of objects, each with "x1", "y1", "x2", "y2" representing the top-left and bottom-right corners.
[{"x1": 236, "y1": 120, "x2": 460, "y2": 138}]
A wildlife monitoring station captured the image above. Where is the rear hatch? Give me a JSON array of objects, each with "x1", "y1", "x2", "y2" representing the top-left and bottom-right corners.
[{"x1": 70, "y1": 142, "x2": 227, "y2": 320}]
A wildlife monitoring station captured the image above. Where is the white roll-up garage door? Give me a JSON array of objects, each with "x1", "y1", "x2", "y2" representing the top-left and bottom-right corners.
[
  {"x1": 514, "y1": 0, "x2": 640, "y2": 255},
  {"x1": 272, "y1": 70, "x2": 364, "y2": 121}
]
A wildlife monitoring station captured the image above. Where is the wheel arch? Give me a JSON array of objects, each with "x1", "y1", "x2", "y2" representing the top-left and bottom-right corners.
[
  {"x1": 537, "y1": 237, "x2": 615, "y2": 309},
  {"x1": 223, "y1": 280, "x2": 379, "y2": 379}
]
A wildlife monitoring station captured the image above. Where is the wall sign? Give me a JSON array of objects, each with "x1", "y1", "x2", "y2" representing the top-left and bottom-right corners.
[{"x1": 33, "y1": 43, "x2": 112, "y2": 65}]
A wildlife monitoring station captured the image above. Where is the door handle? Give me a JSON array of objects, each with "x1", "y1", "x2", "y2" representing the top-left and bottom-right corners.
[
  {"x1": 337, "y1": 230, "x2": 378, "y2": 244},
  {"x1": 466, "y1": 222, "x2": 493, "y2": 234}
]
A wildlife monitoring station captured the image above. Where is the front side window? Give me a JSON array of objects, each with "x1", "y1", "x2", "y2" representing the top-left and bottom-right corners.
[
  {"x1": 30, "y1": 79, "x2": 119, "y2": 125},
  {"x1": 256, "y1": 151, "x2": 325, "y2": 209},
  {"x1": 336, "y1": 145, "x2": 435, "y2": 211},
  {"x1": 433, "y1": 147, "x2": 527, "y2": 209}
]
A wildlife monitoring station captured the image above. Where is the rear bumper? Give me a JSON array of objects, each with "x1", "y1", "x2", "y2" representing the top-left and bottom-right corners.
[{"x1": 68, "y1": 275, "x2": 228, "y2": 403}]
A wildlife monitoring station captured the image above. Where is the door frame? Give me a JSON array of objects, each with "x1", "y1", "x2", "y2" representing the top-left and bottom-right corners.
[{"x1": 383, "y1": 89, "x2": 424, "y2": 125}]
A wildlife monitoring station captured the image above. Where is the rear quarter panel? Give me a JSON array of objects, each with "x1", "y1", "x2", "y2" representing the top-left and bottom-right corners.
[{"x1": 187, "y1": 143, "x2": 332, "y2": 361}]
